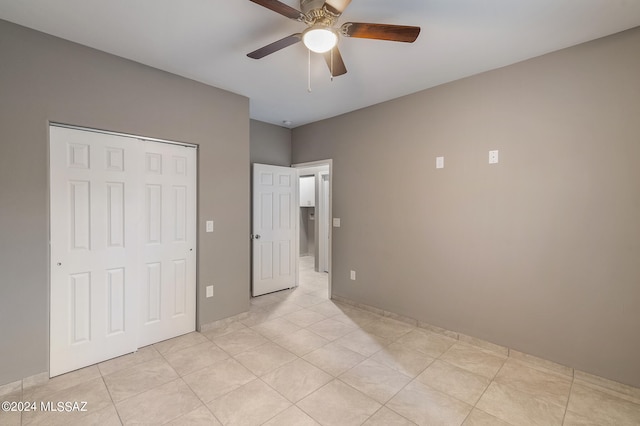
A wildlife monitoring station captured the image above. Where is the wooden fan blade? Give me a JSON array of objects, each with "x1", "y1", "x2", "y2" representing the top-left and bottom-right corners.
[
  {"x1": 249, "y1": 0, "x2": 303, "y2": 20},
  {"x1": 324, "y1": 0, "x2": 352, "y2": 15},
  {"x1": 341, "y1": 22, "x2": 421, "y2": 43},
  {"x1": 247, "y1": 34, "x2": 302, "y2": 59},
  {"x1": 322, "y1": 47, "x2": 347, "y2": 76}
]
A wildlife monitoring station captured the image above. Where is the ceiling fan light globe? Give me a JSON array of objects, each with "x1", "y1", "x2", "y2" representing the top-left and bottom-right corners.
[{"x1": 303, "y1": 28, "x2": 338, "y2": 53}]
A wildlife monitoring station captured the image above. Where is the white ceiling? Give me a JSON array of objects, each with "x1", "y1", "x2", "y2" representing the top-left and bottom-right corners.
[{"x1": 1, "y1": 0, "x2": 639, "y2": 128}]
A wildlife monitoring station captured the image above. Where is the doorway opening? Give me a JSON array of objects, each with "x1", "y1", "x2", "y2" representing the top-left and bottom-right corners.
[
  {"x1": 294, "y1": 160, "x2": 332, "y2": 301},
  {"x1": 250, "y1": 160, "x2": 332, "y2": 302}
]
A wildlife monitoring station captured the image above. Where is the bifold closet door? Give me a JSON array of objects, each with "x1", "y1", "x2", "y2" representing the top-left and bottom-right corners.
[
  {"x1": 50, "y1": 126, "x2": 197, "y2": 377},
  {"x1": 138, "y1": 141, "x2": 196, "y2": 347},
  {"x1": 50, "y1": 126, "x2": 140, "y2": 377}
]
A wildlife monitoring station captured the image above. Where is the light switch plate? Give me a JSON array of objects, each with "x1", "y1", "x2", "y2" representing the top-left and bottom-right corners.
[
  {"x1": 206, "y1": 220, "x2": 214, "y2": 232},
  {"x1": 489, "y1": 150, "x2": 499, "y2": 164},
  {"x1": 333, "y1": 218, "x2": 341, "y2": 227},
  {"x1": 436, "y1": 156, "x2": 444, "y2": 169},
  {"x1": 350, "y1": 270, "x2": 356, "y2": 280},
  {"x1": 206, "y1": 285, "x2": 213, "y2": 298}
]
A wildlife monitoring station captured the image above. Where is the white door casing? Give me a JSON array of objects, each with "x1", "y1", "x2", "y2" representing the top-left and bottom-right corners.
[
  {"x1": 318, "y1": 172, "x2": 330, "y2": 273},
  {"x1": 252, "y1": 164, "x2": 298, "y2": 296},
  {"x1": 50, "y1": 127, "x2": 140, "y2": 376},
  {"x1": 50, "y1": 125, "x2": 197, "y2": 376}
]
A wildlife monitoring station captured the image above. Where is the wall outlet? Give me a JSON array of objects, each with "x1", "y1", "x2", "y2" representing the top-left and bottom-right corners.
[
  {"x1": 350, "y1": 270, "x2": 356, "y2": 280},
  {"x1": 206, "y1": 285, "x2": 214, "y2": 298},
  {"x1": 489, "y1": 150, "x2": 499, "y2": 164}
]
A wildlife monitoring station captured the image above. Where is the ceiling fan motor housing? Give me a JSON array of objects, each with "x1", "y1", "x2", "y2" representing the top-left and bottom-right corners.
[
  {"x1": 300, "y1": 0, "x2": 339, "y2": 26},
  {"x1": 300, "y1": 0, "x2": 325, "y2": 14}
]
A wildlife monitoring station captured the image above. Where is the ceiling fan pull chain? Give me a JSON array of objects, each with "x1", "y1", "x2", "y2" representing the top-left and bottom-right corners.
[
  {"x1": 330, "y1": 48, "x2": 334, "y2": 82},
  {"x1": 308, "y1": 49, "x2": 312, "y2": 93}
]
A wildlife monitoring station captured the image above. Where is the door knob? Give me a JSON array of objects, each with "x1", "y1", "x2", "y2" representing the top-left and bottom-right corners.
[{"x1": 255, "y1": 234, "x2": 261, "y2": 240}]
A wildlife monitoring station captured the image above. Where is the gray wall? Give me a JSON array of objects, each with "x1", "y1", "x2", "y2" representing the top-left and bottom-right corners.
[
  {"x1": 292, "y1": 27, "x2": 640, "y2": 387},
  {"x1": 0, "y1": 20, "x2": 250, "y2": 386},
  {"x1": 250, "y1": 119, "x2": 292, "y2": 166}
]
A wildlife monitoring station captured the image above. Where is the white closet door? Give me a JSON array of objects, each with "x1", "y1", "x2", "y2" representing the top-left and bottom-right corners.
[
  {"x1": 252, "y1": 164, "x2": 298, "y2": 296},
  {"x1": 138, "y1": 141, "x2": 197, "y2": 347},
  {"x1": 50, "y1": 127, "x2": 139, "y2": 377},
  {"x1": 50, "y1": 126, "x2": 197, "y2": 376}
]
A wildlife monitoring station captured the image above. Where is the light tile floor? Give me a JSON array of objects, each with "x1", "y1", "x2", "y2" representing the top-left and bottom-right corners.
[{"x1": 3, "y1": 256, "x2": 640, "y2": 425}]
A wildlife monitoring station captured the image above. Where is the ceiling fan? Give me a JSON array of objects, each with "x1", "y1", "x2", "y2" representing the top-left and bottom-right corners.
[{"x1": 247, "y1": 0, "x2": 421, "y2": 77}]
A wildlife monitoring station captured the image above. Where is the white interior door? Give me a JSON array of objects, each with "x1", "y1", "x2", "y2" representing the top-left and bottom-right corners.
[
  {"x1": 252, "y1": 164, "x2": 298, "y2": 296},
  {"x1": 50, "y1": 125, "x2": 197, "y2": 376},
  {"x1": 138, "y1": 141, "x2": 197, "y2": 347},
  {"x1": 50, "y1": 127, "x2": 139, "y2": 376}
]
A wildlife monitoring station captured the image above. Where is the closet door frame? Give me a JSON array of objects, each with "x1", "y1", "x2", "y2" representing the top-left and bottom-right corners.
[{"x1": 49, "y1": 123, "x2": 198, "y2": 377}]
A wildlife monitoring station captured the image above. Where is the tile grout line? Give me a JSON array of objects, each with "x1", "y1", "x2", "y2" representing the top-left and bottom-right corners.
[
  {"x1": 292, "y1": 381, "x2": 328, "y2": 426},
  {"x1": 560, "y1": 377, "x2": 576, "y2": 426},
  {"x1": 377, "y1": 353, "x2": 431, "y2": 426},
  {"x1": 254, "y1": 376, "x2": 296, "y2": 424},
  {"x1": 200, "y1": 313, "x2": 323, "y2": 424},
  {"x1": 177, "y1": 365, "x2": 225, "y2": 425},
  {"x1": 123, "y1": 346, "x2": 182, "y2": 403},
  {"x1": 362, "y1": 405, "x2": 386, "y2": 425},
  {"x1": 405, "y1": 335, "x2": 510, "y2": 424},
  {"x1": 469, "y1": 356, "x2": 510, "y2": 424},
  {"x1": 252, "y1": 267, "x2": 325, "y2": 416},
  {"x1": 99, "y1": 374, "x2": 124, "y2": 426},
  {"x1": 159, "y1": 378, "x2": 208, "y2": 425},
  {"x1": 248, "y1": 303, "x2": 331, "y2": 426},
  {"x1": 435, "y1": 338, "x2": 496, "y2": 414},
  {"x1": 340, "y1": 327, "x2": 440, "y2": 425},
  {"x1": 104, "y1": 339, "x2": 209, "y2": 423},
  {"x1": 304, "y1": 318, "x2": 411, "y2": 424}
]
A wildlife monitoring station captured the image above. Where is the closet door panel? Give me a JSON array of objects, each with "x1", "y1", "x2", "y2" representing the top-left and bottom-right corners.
[{"x1": 50, "y1": 126, "x2": 139, "y2": 377}]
